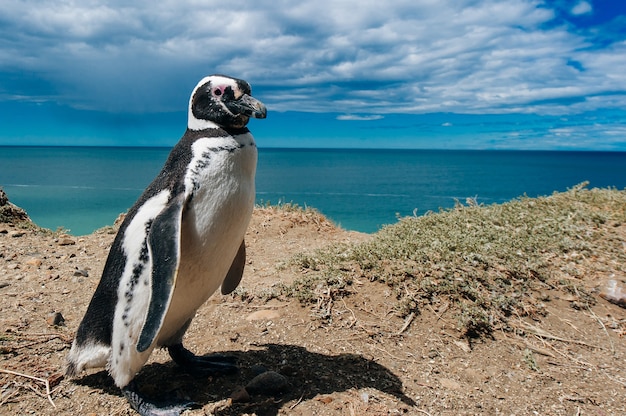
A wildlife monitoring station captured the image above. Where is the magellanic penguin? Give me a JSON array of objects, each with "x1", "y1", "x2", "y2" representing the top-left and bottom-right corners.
[{"x1": 66, "y1": 75, "x2": 267, "y2": 416}]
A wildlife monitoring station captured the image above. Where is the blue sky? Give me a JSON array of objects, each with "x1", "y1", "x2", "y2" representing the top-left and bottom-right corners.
[{"x1": 1, "y1": 0, "x2": 625, "y2": 150}]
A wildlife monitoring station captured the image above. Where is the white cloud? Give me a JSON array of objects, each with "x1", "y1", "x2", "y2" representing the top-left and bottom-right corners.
[
  {"x1": 571, "y1": 1, "x2": 592, "y2": 16},
  {"x1": 336, "y1": 114, "x2": 384, "y2": 121},
  {"x1": 0, "y1": 0, "x2": 623, "y2": 116}
]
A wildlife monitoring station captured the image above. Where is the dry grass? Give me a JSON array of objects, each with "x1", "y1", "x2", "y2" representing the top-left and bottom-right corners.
[
  {"x1": 1, "y1": 184, "x2": 625, "y2": 415},
  {"x1": 281, "y1": 183, "x2": 626, "y2": 336},
  {"x1": 255, "y1": 202, "x2": 337, "y2": 231}
]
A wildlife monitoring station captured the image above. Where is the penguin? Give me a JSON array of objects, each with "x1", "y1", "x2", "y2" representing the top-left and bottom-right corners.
[{"x1": 66, "y1": 74, "x2": 267, "y2": 416}]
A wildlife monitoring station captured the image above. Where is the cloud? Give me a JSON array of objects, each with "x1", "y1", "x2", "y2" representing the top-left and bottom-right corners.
[
  {"x1": 571, "y1": 1, "x2": 592, "y2": 16},
  {"x1": 0, "y1": 0, "x2": 624, "y2": 118},
  {"x1": 336, "y1": 114, "x2": 384, "y2": 121}
]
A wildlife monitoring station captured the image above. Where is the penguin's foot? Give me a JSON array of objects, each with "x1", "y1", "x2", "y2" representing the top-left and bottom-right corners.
[
  {"x1": 168, "y1": 343, "x2": 238, "y2": 376},
  {"x1": 122, "y1": 380, "x2": 195, "y2": 416}
]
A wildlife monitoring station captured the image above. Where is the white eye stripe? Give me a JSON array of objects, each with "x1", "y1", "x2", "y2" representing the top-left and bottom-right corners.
[{"x1": 187, "y1": 75, "x2": 253, "y2": 130}]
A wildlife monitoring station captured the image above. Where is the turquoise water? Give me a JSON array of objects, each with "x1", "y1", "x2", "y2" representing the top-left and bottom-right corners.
[{"x1": 1, "y1": 146, "x2": 626, "y2": 234}]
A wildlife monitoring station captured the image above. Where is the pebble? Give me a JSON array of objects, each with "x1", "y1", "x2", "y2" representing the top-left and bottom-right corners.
[
  {"x1": 47, "y1": 312, "x2": 65, "y2": 326},
  {"x1": 230, "y1": 386, "x2": 251, "y2": 403},
  {"x1": 438, "y1": 377, "x2": 462, "y2": 390},
  {"x1": 246, "y1": 309, "x2": 281, "y2": 321},
  {"x1": 600, "y1": 278, "x2": 626, "y2": 308},
  {"x1": 10, "y1": 231, "x2": 25, "y2": 238},
  {"x1": 58, "y1": 237, "x2": 76, "y2": 246},
  {"x1": 73, "y1": 269, "x2": 89, "y2": 277},
  {"x1": 245, "y1": 371, "x2": 290, "y2": 395},
  {"x1": 25, "y1": 258, "x2": 43, "y2": 268}
]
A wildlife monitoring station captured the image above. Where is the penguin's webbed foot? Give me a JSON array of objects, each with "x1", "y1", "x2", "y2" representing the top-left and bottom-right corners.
[
  {"x1": 122, "y1": 380, "x2": 195, "y2": 416},
  {"x1": 168, "y1": 343, "x2": 238, "y2": 376}
]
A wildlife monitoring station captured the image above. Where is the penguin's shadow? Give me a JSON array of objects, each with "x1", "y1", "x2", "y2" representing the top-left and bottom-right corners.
[{"x1": 76, "y1": 343, "x2": 416, "y2": 415}]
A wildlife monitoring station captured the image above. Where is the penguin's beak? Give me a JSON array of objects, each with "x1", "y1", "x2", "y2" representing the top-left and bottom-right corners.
[{"x1": 227, "y1": 94, "x2": 267, "y2": 119}]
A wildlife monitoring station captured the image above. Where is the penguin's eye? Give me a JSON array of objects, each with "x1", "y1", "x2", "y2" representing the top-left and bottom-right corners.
[{"x1": 213, "y1": 88, "x2": 223, "y2": 97}]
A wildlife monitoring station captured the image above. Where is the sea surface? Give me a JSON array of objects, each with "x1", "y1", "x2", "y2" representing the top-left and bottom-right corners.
[{"x1": 1, "y1": 146, "x2": 626, "y2": 235}]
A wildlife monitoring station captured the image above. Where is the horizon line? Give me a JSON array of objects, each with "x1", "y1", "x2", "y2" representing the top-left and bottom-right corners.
[{"x1": 1, "y1": 144, "x2": 626, "y2": 153}]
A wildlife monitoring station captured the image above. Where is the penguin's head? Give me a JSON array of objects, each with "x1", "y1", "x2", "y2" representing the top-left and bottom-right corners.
[{"x1": 188, "y1": 75, "x2": 267, "y2": 131}]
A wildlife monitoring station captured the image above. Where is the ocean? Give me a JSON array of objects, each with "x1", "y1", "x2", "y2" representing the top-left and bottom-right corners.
[{"x1": 1, "y1": 146, "x2": 625, "y2": 235}]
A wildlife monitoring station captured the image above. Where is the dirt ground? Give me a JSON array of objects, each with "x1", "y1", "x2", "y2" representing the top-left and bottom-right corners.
[{"x1": 1, "y1": 206, "x2": 625, "y2": 415}]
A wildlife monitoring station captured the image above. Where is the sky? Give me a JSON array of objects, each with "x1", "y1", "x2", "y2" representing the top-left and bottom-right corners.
[{"x1": 1, "y1": 0, "x2": 625, "y2": 150}]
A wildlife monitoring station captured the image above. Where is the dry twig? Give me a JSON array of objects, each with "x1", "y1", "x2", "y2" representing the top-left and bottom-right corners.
[
  {"x1": 341, "y1": 298, "x2": 358, "y2": 328},
  {"x1": 521, "y1": 322, "x2": 602, "y2": 349},
  {"x1": 428, "y1": 302, "x2": 450, "y2": 322},
  {"x1": 289, "y1": 395, "x2": 304, "y2": 410},
  {"x1": 397, "y1": 312, "x2": 415, "y2": 335},
  {"x1": 585, "y1": 306, "x2": 615, "y2": 355},
  {"x1": 0, "y1": 368, "x2": 56, "y2": 408},
  {"x1": 537, "y1": 337, "x2": 594, "y2": 368}
]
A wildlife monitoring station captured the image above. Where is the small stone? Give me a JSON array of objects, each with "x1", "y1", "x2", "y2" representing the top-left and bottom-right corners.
[
  {"x1": 47, "y1": 312, "x2": 65, "y2": 327},
  {"x1": 10, "y1": 231, "x2": 25, "y2": 238},
  {"x1": 438, "y1": 377, "x2": 461, "y2": 390},
  {"x1": 453, "y1": 339, "x2": 471, "y2": 353},
  {"x1": 317, "y1": 396, "x2": 334, "y2": 404},
  {"x1": 246, "y1": 310, "x2": 281, "y2": 321},
  {"x1": 600, "y1": 278, "x2": 626, "y2": 308},
  {"x1": 230, "y1": 386, "x2": 250, "y2": 403},
  {"x1": 245, "y1": 371, "x2": 290, "y2": 395},
  {"x1": 58, "y1": 237, "x2": 76, "y2": 246},
  {"x1": 25, "y1": 258, "x2": 43, "y2": 268},
  {"x1": 427, "y1": 349, "x2": 439, "y2": 359},
  {"x1": 73, "y1": 269, "x2": 89, "y2": 277}
]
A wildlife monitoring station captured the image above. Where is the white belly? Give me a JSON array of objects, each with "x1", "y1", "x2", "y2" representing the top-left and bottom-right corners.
[{"x1": 157, "y1": 135, "x2": 257, "y2": 345}]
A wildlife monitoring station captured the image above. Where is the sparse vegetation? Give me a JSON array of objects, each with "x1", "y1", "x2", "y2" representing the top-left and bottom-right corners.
[
  {"x1": 1, "y1": 185, "x2": 625, "y2": 415},
  {"x1": 255, "y1": 201, "x2": 336, "y2": 230},
  {"x1": 282, "y1": 183, "x2": 626, "y2": 336}
]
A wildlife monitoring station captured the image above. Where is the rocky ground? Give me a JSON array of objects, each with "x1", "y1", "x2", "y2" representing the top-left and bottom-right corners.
[{"x1": 1, "y1": 191, "x2": 625, "y2": 415}]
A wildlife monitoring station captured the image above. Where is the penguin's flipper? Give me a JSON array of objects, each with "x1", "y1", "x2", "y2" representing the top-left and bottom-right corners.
[
  {"x1": 221, "y1": 240, "x2": 246, "y2": 295},
  {"x1": 137, "y1": 193, "x2": 185, "y2": 353}
]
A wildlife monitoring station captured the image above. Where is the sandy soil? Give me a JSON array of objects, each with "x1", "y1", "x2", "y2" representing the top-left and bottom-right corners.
[{"x1": 1, "y1": 205, "x2": 625, "y2": 415}]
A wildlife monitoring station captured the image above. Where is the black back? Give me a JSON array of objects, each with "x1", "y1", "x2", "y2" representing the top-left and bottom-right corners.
[{"x1": 73, "y1": 126, "x2": 248, "y2": 347}]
